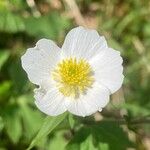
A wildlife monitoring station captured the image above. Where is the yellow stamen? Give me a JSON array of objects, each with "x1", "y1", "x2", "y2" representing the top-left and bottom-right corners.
[{"x1": 52, "y1": 58, "x2": 94, "y2": 98}]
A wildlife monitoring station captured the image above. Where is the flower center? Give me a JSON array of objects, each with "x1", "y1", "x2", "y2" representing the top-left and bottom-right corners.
[{"x1": 52, "y1": 58, "x2": 94, "y2": 98}]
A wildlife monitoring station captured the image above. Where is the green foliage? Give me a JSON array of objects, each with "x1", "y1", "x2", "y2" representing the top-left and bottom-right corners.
[
  {"x1": 0, "y1": 0, "x2": 150, "y2": 149},
  {"x1": 0, "y1": 51, "x2": 10, "y2": 70},
  {"x1": 0, "y1": 11, "x2": 25, "y2": 33},
  {"x1": 3, "y1": 107, "x2": 22, "y2": 143},
  {"x1": 24, "y1": 12, "x2": 71, "y2": 39},
  {"x1": 18, "y1": 96, "x2": 43, "y2": 140},
  {"x1": 0, "y1": 117, "x2": 4, "y2": 132},
  {"x1": 0, "y1": 81, "x2": 12, "y2": 102},
  {"x1": 66, "y1": 122, "x2": 133, "y2": 150},
  {"x1": 27, "y1": 112, "x2": 68, "y2": 150},
  {"x1": 68, "y1": 114, "x2": 76, "y2": 129},
  {"x1": 48, "y1": 130, "x2": 67, "y2": 150},
  {"x1": 9, "y1": 60, "x2": 28, "y2": 94}
]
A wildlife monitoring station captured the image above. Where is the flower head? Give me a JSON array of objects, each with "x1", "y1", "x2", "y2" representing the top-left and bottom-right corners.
[
  {"x1": 21, "y1": 26, "x2": 124, "y2": 117},
  {"x1": 52, "y1": 58, "x2": 94, "y2": 98}
]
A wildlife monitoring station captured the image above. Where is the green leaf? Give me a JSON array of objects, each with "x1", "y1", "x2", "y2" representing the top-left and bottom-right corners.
[
  {"x1": 143, "y1": 22, "x2": 150, "y2": 37},
  {"x1": 68, "y1": 114, "x2": 75, "y2": 129},
  {"x1": 0, "y1": 81, "x2": 12, "y2": 102},
  {"x1": 0, "y1": 116, "x2": 4, "y2": 132},
  {"x1": 66, "y1": 127, "x2": 91, "y2": 150},
  {"x1": 27, "y1": 112, "x2": 68, "y2": 150},
  {"x1": 119, "y1": 103, "x2": 150, "y2": 116},
  {"x1": 0, "y1": 11, "x2": 25, "y2": 33},
  {"x1": 92, "y1": 122, "x2": 134, "y2": 150},
  {"x1": 10, "y1": 0, "x2": 28, "y2": 9},
  {"x1": 115, "y1": 11, "x2": 138, "y2": 35},
  {"x1": 66, "y1": 121, "x2": 134, "y2": 150},
  {"x1": 18, "y1": 96, "x2": 43, "y2": 140},
  {"x1": 24, "y1": 12, "x2": 70, "y2": 39},
  {"x1": 0, "y1": 51, "x2": 10, "y2": 70},
  {"x1": 48, "y1": 131, "x2": 67, "y2": 150},
  {"x1": 80, "y1": 135, "x2": 97, "y2": 150},
  {"x1": 98, "y1": 142, "x2": 109, "y2": 150},
  {"x1": 9, "y1": 60, "x2": 28, "y2": 93},
  {"x1": 4, "y1": 107, "x2": 22, "y2": 143},
  {"x1": 0, "y1": 148, "x2": 7, "y2": 150}
]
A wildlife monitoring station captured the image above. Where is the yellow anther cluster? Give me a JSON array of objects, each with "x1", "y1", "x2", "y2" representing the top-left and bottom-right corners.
[{"x1": 52, "y1": 58, "x2": 94, "y2": 98}]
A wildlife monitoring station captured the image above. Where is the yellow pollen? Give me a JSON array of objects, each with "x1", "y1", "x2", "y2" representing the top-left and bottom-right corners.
[{"x1": 52, "y1": 58, "x2": 94, "y2": 98}]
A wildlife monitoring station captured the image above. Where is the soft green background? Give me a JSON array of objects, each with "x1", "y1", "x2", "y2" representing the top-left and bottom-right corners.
[{"x1": 0, "y1": 0, "x2": 150, "y2": 150}]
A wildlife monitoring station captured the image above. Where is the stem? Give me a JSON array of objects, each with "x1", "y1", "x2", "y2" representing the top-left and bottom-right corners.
[
  {"x1": 63, "y1": 0, "x2": 86, "y2": 26},
  {"x1": 80, "y1": 116, "x2": 150, "y2": 125}
]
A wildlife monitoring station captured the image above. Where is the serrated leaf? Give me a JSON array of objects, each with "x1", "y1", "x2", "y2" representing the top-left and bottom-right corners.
[
  {"x1": 92, "y1": 122, "x2": 134, "y2": 150},
  {"x1": 27, "y1": 112, "x2": 68, "y2": 150},
  {"x1": 66, "y1": 121, "x2": 133, "y2": 150}
]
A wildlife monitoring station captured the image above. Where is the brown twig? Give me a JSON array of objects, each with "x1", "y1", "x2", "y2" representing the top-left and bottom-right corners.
[
  {"x1": 80, "y1": 116, "x2": 150, "y2": 126},
  {"x1": 63, "y1": 0, "x2": 86, "y2": 27},
  {"x1": 26, "y1": 0, "x2": 41, "y2": 17}
]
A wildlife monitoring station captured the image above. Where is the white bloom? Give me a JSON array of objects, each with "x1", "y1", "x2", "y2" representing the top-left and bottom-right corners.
[{"x1": 21, "y1": 26, "x2": 124, "y2": 117}]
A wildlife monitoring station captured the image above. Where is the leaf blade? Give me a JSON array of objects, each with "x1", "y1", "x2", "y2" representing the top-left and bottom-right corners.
[{"x1": 27, "y1": 112, "x2": 68, "y2": 150}]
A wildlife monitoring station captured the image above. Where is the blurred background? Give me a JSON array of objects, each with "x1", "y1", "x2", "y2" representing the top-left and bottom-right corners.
[{"x1": 0, "y1": 0, "x2": 150, "y2": 150}]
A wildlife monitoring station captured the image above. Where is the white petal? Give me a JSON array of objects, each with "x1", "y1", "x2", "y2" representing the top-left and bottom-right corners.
[
  {"x1": 65, "y1": 82, "x2": 110, "y2": 117},
  {"x1": 61, "y1": 26, "x2": 107, "y2": 60},
  {"x1": 90, "y1": 48, "x2": 124, "y2": 94},
  {"x1": 21, "y1": 39, "x2": 61, "y2": 85},
  {"x1": 34, "y1": 87, "x2": 67, "y2": 116}
]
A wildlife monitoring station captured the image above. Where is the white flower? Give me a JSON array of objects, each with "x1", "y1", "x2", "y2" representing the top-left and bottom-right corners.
[{"x1": 21, "y1": 26, "x2": 124, "y2": 117}]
